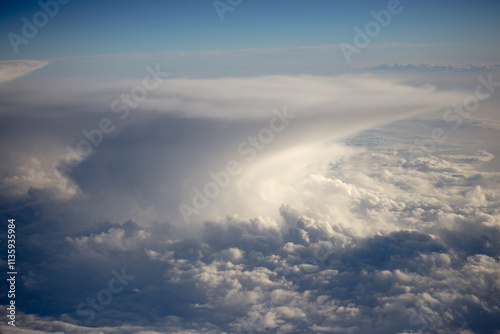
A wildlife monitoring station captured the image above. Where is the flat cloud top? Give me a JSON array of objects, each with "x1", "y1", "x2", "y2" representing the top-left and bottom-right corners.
[{"x1": 0, "y1": 74, "x2": 465, "y2": 120}]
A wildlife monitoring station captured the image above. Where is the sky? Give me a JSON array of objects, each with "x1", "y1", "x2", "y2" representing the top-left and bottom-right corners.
[
  {"x1": 0, "y1": 0, "x2": 500, "y2": 77},
  {"x1": 1, "y1": 0, "x2": 500, "y2": 333}
]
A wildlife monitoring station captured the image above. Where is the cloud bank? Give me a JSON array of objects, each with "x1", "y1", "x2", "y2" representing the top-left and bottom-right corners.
[
  {"x1": 1, "y1": 73, "x2": 499, "y2": 333},
  {"x1": 0, "y1": 74, "x2": 465, "y2": 221}
]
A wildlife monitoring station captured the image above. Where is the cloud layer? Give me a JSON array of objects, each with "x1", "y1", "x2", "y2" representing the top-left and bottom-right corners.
[
  {"x1": 2, "y1": 133, "x2": 499, "y2": 333},
  {"x1": 1, "y1": 73, "x2": 499, "y2": 333}
]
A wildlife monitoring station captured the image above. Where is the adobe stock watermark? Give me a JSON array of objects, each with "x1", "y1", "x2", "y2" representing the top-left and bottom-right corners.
[
  {"x1": 340, "y1": 0, "x2": 406, "y2": 64},
  {"x1": 64, "y1": 267, "x2": 135, "y2": 333},
  {"x1": 178, "y1": 107, "x2": 295, "y2": 223},
  {"x1": 400, "y1": 72, "x2": 499, "y2": 170},
  {"x1": 52, "y1": 65, "x2": 169, "y2": 178},
  {"x1": 7, "y1": 0, "x2": 71, "y2": 54},
  {"x1": 213, "y1": 0, "x2": 243, "y2": 21}
]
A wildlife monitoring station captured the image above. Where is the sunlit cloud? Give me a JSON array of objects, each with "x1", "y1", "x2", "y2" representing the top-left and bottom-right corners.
[{"x1": 0, "y1": 60, "x2": 49, "y2": 84}]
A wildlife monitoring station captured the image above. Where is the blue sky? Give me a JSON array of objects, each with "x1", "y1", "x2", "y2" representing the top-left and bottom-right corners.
[{"x1": 1, "y1": 0, "x2": 499, "y2": 74}]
